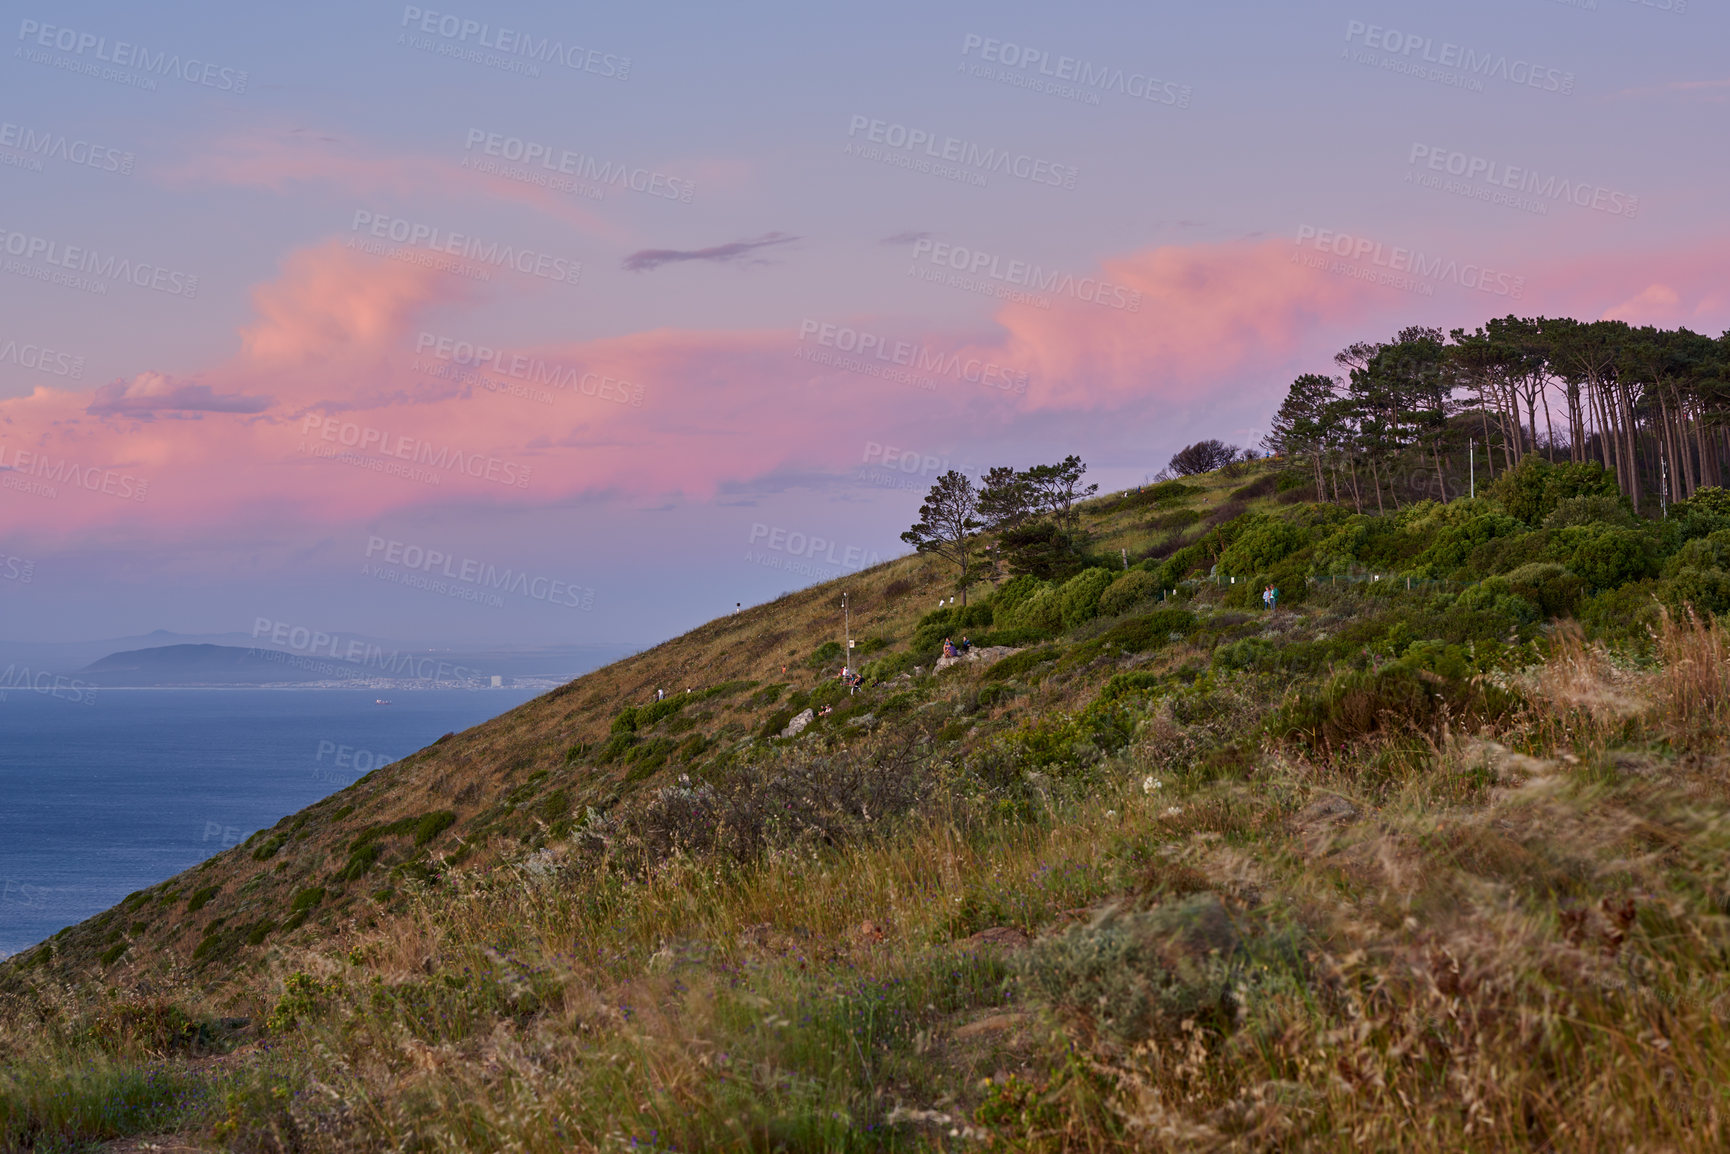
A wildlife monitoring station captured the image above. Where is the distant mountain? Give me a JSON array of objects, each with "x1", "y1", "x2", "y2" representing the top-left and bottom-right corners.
[
  {"x1": 72, "y1": 641, "x2": 643, "y2": 687},
  {"x1": 76, "y1": 643, "x2": 331, "y2": 686}
]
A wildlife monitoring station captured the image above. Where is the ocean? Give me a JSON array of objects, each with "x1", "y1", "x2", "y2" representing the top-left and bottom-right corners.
[{"x1": 0, "y1": 687, "x2": 541, "y2": 957}]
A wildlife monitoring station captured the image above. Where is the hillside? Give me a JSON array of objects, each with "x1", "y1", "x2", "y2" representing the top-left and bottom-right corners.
[{"x1": 7, "y1": 458, "x2": 1730, "y2": 1151}]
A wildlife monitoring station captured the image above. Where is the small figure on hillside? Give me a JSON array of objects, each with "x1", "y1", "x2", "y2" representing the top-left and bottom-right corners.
[
  {"x1": 959, "y1": 635, "x2": 971, "y2": 654},
  {"x1": 942, "y1": 637, "x2": 958, "y2": 658},
  {"x1": 1270, "y1": 586, "x2": 1280, "y2": 610},
  {"x1": 656, "y1": 687, "x2": 664, "y2": 702}
]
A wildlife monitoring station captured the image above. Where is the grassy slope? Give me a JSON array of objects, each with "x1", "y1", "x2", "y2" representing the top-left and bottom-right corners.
[
  {"x1": 4, "y1": 469, "x2": 1253, "y2": 988},
  {"x1": 6, "y1": 464, "x2": 1730, "y2": 1151}
]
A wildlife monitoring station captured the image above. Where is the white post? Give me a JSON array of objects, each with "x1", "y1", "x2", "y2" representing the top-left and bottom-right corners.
[{"x1": 842, "y1": 592, "x2": 854, "y2": 695}]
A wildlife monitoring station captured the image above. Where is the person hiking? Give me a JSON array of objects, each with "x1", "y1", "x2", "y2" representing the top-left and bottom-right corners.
[{"x1": 1269, "y1": 585, "x2": 1279, "y2": 610}]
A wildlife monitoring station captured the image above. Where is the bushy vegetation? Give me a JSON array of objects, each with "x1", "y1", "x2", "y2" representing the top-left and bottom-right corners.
[{"x1": 17, "y1": 442, "x2": 1730, "y2": 1150}]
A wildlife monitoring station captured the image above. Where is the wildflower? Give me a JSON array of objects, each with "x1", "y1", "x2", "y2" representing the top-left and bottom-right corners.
[
  {"x1": 1105, "y1": 809, "x2": 1117, "y2": 818},
  {"x1": 1164, "y1": 806, "x2": 1182, "y2": 818},
  {"x1": 1143, "y1": 776, "x2": 1161, "y2": 794}
]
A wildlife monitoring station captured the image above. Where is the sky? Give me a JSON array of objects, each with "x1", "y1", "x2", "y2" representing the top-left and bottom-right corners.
[{"x1": 1, "y1": 0, "x2": 1726, "y2": 649}]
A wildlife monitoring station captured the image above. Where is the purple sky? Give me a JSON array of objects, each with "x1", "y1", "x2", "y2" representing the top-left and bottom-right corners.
[{"x1": 1, "y1": 0, "x2": 1725, "y2": 648}]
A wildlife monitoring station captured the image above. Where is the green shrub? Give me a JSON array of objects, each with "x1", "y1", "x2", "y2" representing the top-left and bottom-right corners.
[
  {"x1": 1058, "y1": 567, "x2": 1115, "y2": 629},
  {"x1": 977, "y1": 683, "x2": 1019, "y2": 709},
  {"x1": 1098, "y1": 569, "x2": 1159, "y2": 617},
  {"x1": 186, "y1": 885, "x2": 220, "y2": 912},
  {"x1": 1503, "y1": 562, "x2": 1584, "y2": 617},
  {"x1": 1668, "y1": 485, "x2": 1730, "y2": 541},
  {"x1": 759, "y1": 709, "x2": 795, "y2": 738},
  {"x1": 1546, "y1": 494, "x2": 1635, "y2": 529},
  {"x1": 1571, "y1": 527, "x2": 1661, "y2": 590},
  {"x1": 1217, "y1": 516, "x2": 1306, "y2": 575},
  {"x1": 99, "y1": 942, "x2": 128, "y2": 966},
  {"x1": 1018, "y1": 896, "x2": 1241, "y2": 1040},
  {"x1": 746, "y1": 683, "x2": 785, "y2": 708},
  {"x1": 250, "y1": 835, "x2": 286, "y2": 862},
  {"x1": 981, "y1": 647, "x2": 1061, "y2": 683},
  {"x1": 989, "y1": 578, "x2": 1062, "y2": 634},
  {"x1": 1097, "y1": 607, "x2": 1196, "y2": 653},
  {"x1": 412, "y1": 810, "x2": 456, "y2": 846},
  {"x1": 1098, "y1": 672, "x2": 1163, "y2": 703},
  {"x1": 87, "y1": 1000, "x2": 207, "y2": 1056},
  {"x1": 535, "y1": 789, "x2": 569, "y2": 824},
  {"x1": 1272, "y1": 642, "x2": 1523, "y2": 758},
  {"x1": 597, "y1": 731, "x2": 640, "y2": 763},
  {"x1": 1491, "y1": 456, "x2": 1619, "y2": 526},
  {"x1": 1144, "y1": 480, "x2": 1203, "y2": 503},
  {"x1": 807, "y1": 641, "x2": 844, "y2": 668},
  {"x1": 991, "y1": 574, "x2": 1044, "y2": 621},
  {"x1": 877, "y1": 692, "x2": 919, "y2": 718},
  {"x1": 1215, "y1": 637, "x2": 1277, "y2": 671},
  {"x1": 338, "y1": 841, "x2": 384, "y2": 881},
  {"x1": 266, "y1": 972, "x2": 328, "y2": 1033}
]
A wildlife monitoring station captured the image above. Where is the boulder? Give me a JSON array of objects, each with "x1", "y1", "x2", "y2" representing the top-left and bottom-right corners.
[{"x1": 780, "y1": 708, "x2": 815, "y2": 738}]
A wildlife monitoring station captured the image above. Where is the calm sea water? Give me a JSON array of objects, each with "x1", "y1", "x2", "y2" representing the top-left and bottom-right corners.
[{"x1": 0, "y1": 687, "x2": 539, "y2": 957}]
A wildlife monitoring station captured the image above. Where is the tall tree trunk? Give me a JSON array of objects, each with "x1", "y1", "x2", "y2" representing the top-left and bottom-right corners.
[
  {"x1": 1538, "y1": 383, "x2": 1557, "y2": 460},
  {"x1": 1478, "y1": 396, "x2": 1497, "y2": 479},
  {"x1": 1615, "y1": 380, "x2": 1642, "y2": 509},
  {"x1": 1587, "y1": 381, "x2": 1615, "y2": 476}
]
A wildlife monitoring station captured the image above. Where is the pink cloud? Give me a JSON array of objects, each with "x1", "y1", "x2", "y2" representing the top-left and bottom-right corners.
[
  {"x1": 9, "y1": 234, "x2": 1726, "y2": 545},
  {"x1": 164, "y1": 129, "x2": 620, "y2": 240}
]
